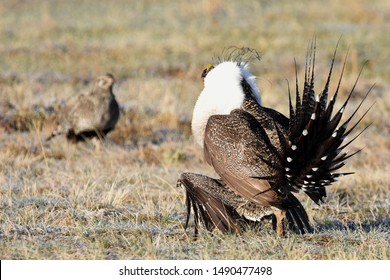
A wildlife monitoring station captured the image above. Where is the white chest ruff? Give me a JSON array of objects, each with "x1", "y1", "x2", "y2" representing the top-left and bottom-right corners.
[{"x1": 191, "y1": 61, "x2": 261, "y2": 147}]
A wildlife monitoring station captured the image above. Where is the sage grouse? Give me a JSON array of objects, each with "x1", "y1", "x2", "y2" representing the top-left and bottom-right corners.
[
  {"x1": 47, "y1": 73, "x2": 120, "y2": 142},
  {"x1": 177, "y1": 44, "x2": 372, "y2": 236}
]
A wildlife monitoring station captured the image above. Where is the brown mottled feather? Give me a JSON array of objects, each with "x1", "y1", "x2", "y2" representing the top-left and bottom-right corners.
[{"x1": 47, "y1": 74, "x2": 119, "y2": 142}]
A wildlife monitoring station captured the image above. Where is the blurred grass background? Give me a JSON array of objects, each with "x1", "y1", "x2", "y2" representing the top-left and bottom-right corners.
[{"x1": 0, "y1": 0, "x2": 389, "y2": 259}]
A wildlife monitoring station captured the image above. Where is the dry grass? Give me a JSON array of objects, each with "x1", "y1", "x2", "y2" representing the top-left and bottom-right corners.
[{"x1": 0, "y1": 0, "x2": 389, "y2": 259}]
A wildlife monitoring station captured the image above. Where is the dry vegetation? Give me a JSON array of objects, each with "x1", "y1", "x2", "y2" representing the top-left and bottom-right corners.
[{"x1": 0, "y1": 0, "x2": 389, "y2": 259}]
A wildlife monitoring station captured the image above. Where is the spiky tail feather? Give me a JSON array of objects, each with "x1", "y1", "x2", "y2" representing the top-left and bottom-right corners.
[
  {"x1": 284, "y1": 40, "x2": 372, "y2": 204},
  {"x1": 284, "y1": 193, "x2": 313, "y2": 234}
]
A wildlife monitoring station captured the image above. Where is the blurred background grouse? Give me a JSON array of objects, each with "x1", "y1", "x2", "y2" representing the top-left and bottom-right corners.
[
  {"x1": 47, "y1": 73, "x2": 120, "y2": 142},
  {"x1": 178, "y1": 43, "x2": 372, "y2": 236}
]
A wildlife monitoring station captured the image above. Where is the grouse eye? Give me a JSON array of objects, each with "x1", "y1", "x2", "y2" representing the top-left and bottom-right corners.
[
  {"x1": 201, "y1": 64, "x2": 214, "y2": 79},
  {"x1": 98, "y1": 79, "x2": 107, "y2": 88}
]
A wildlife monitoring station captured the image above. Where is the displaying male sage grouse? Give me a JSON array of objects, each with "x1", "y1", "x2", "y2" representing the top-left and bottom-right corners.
[
  {"x1": 47, "y1": 73, "x2": 120, "y2": 142},
  {"x1": 177, "y1": 43, "x2": 372, "y2": 236}
]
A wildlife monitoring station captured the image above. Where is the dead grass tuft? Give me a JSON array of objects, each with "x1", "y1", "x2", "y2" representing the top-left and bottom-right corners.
[{"x1": 0, "y1": 0, "x2": 389, "y2": 260}]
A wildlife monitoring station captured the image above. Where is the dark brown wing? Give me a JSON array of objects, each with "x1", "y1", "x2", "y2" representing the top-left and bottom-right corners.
[
  {"x1": 204, "y1": 109, "x2": 287, "y2": 208},
  {"x1": 177, "y1": 172, "x2": 243, "y2": 234}
]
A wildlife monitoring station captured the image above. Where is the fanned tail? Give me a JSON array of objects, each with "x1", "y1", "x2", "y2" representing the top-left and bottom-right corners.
[{"x1": 284, "y1": 41, "x2": 372, "y2": 204}]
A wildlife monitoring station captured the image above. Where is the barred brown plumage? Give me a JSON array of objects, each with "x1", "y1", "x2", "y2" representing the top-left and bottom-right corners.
[
  {"x1": 178, "y1": 43, "x2": 372, "y2": 236},
  {"x1": 47, "y1": 73, "x2": 120, "y2": 142}
]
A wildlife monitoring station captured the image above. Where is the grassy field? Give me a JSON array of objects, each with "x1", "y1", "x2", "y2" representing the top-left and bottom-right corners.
[{"x1": 0, "y1": 0, "x2": 389, "y2": 259}]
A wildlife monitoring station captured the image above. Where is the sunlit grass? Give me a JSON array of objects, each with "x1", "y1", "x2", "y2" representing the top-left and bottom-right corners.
[{"x1": 0, "y1": 0, "x2": 389, "y2": 259}]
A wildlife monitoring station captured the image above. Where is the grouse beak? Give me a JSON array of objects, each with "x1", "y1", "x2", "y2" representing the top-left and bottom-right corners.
[{"x1": 201, "y1": 64, "x2": 215, "y2": 79}]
